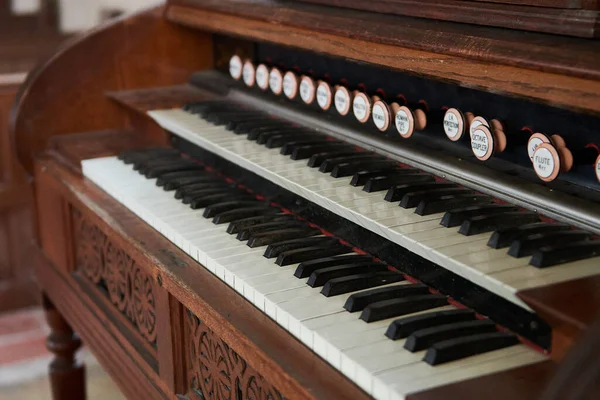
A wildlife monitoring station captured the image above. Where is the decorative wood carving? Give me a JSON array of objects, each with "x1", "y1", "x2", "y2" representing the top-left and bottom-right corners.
[
  {"x1": 185, "y1": 309, "x2": 284, "y2": 400},
  {"x1": 72, "y1": 208, "x2": 157, "y2": 344}
]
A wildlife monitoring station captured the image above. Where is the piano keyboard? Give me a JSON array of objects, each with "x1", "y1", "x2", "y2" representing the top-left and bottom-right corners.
[
  {"x1": 82, "y1": 151, "x2": 546, "y2": 400},
  {"x1": 146, "y1": 102, "x2": 600, "y2": 311}
]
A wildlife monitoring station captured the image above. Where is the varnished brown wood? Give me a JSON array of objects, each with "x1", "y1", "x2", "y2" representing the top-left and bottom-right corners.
[
  {"x1": 106, "y1": 84, "x2": 216, "y2": 114},
  {"x1": 303, "y1": 0, "x2": 600, "y2": 9},
  {"x1": 298, "y1": 0, "x2": 600, "y2": 38},
  {"x1": 407, "y1": 360, "x2": 556, "y2": 400},
  {"x1": 10, "y1": 6, "x2": 213, "y2": 175},
  {"x1": 167, "y1": 1, "x2": 600, "y2": 116},
  {"x1": 43, "y1": 293, "x2": 86, "y2": 400},
  {"x1": 519, "y1": 276, "x2": 600, "y2": 361},
  {"x1": 37, "y1": 132, "x2": 372, "y2": 400}
]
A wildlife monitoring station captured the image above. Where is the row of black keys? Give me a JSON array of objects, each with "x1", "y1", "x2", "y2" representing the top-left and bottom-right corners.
[
  {"x1": 181, "y1": 101, "x2": 600, "y2": 268},
  {"x1": 118, "y1": 148, "x2": 519, "y2": 366}
]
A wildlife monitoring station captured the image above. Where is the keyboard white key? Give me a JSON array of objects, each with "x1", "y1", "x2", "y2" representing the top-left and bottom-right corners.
[
  {"x1": 82, "y1": 156, "x2": 547, "y2": 400},
  {"x1": 147, "y1": 108, "x2": 600, "y2": 311}
]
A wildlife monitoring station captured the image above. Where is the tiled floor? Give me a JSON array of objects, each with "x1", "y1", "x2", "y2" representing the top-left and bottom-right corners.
[{"x1": 0, "y1": 307, "x2": 125, "y2": 399}]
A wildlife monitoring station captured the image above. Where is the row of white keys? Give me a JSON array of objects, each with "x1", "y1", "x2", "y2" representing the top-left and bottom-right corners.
[
  {"x1": 82, "y1": 156, "x2": 547, "y2": 400},
  {"x1": 147, "y1": 108, "x2": 600, "y2": 311}
]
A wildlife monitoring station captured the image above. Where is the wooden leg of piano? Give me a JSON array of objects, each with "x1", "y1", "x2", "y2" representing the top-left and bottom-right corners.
[{"x1": 42, "y1": 293, "x2": 86, "y2": 400}]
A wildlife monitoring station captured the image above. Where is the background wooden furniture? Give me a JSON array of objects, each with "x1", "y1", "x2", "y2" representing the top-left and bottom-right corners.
[{"x1": 0, "y1": 0, "x2": 65, "y2": 312}]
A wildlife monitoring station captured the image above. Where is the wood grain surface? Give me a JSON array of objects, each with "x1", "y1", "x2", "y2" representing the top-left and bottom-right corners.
[{"x1": 167, "y1": 1, "x2": 600, "y2": 117}]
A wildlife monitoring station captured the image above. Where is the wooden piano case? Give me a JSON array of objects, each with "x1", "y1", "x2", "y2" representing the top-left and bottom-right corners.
[{"x1": 9, "y1": 1, "x2": 600, "y2": 399}]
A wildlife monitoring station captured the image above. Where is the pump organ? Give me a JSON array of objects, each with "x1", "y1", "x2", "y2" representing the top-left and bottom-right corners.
[{"x1": 10, "y1": 1, "x2": 600, "y2": 399}]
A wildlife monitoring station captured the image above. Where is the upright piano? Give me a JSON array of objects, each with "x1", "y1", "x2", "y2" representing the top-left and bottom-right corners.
[{"x1": 10, "y1": 1, "x2": 600, "y2": 399}]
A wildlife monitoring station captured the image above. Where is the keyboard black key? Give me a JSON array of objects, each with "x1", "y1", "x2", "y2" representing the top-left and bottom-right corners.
[
  {"x1": 136, "y1": 158, "x2": 192, "y2": 173},
  {"x1": 119, "y1": 148, "x2": 178, "y2": 164},
  {"x1": 237, "y1": 220, "x2": 306, "y2": 241},
  {"x1": 404, "y1": 320, "x2": 497, "y2": 352},
  {"x1": 156, "y1": 170, "x2": 210, "y2": 187},
  {"x1": 344, "y1": 283, "x2": 429, "y2": 312},
  {"x1": 254, "y1": 126, "x2": 310, "y2": 138},
  {"x1": 400, "y1": 188, "x2": 472, "y2": 209},
  {"x1": 441, "y1": 205, "x2": 519, "y2": 228},
  {"x1": 350, "y1": 167, "x2": 413, "y2": 187},
  {"x1": 487, "y1": 222, "x2": 571, "y2": 249},
  {"x1": 415, "y1": 194, "x2": 493, "y2": 216},
  {"x1": 225, "y1": 116, "x2": 270, "y2": 131},
  {"x1": 251, "y1": 127, "x2": 308, "y2": 142},
  {"x1": 530, "y1": 240, "x2": 600, "y2": 268},
  {"x1": 291, "y1": 143, "x2": 351, "y2": 160},
  {"x1": 319, "y1": 155, "x2": 384, "y2": 173},
  {"x1": 265, "y1": 134, "x2": 325, "y2": 149},
  {"x1": 175, "y1": 182, "x2": 234, "y2": 199},
  {"x1": 508, "y1": 230, "x2": 592, "y2": 258},
  {"x1": 227, "y1": 214, "x2": 293, "y2": 234},
  {"x1": 321, "y1": 271, "x2": 405, "y2": 297},
  {"x1": 359, "y1": 294, "x2": 448, "y2": 322},
  {"x1": 308, "y1": 151, "x2": 359, "y2": 168},
  {"x1": 144, "y1": 162, "x2": 203, "y2": 179},
  {"x1": 331, "y1": 160, "x2": 398, "y2": 179},
  {"x1": 281, "y1": 139, "x2": 336, "y2": 156},
  {"x1": 247, "y1": 227, "x2": 319, "y2": 247},
  {"x1": 190, "y1": 193, "x2": 253, "y2": 209},
  {"x1": 385, "y1": 182, "x2": 457, "y2": 203},
  {"x1": 423, "y1": 332, "x2": 519, "y2": 366},
  {"x1": 276, "y1": 245, "x2": 352, "y2": 266},
  {"x1": 163, "y1": 175, "x2": 217, "y2": 191},
  {"x1": 279, "y1": 140, "x2": 333, "y2": 156},
  {"x1": 294, "y1": 255, "x2": 375, "y2": 278},
  {"x1": 364, "y1": 173, "x2": 435, "y2": 193},
  {"x1": 458, "y1": 212, "x2": 541, "y2": 236},
  {"x1": 385, "y1": 309, "x2": 476, "y2": 340},
  {"x1": 307, "y1": 262, "x2": 388, "y2": 287},
  {"x1": 234, "y1": 121, "x2": 288, "y2": 135},
  {"x1": 185, "y1": 188, "x2": 245, "y2": 206},
  {"x1": 264, "y1": 237, "x2": 340, "y2": 258},
  {"x1": 134, "y1": 157, "x2": 182, "y2": 171},
  {"x1": 203, "y1": 201, "x2": 265, "y2": 218},
  {"x1": 212, "y1": 207, "x2": 279, "y2": 225}
]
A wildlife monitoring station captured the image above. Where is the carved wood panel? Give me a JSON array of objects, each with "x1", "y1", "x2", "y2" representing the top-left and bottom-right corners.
[
  {"x1": 185, "y1": 309, "x2": 284, "y2": 400},
  {"x1": 72, "y1": 208, "x2": 157, "y2": 344}
]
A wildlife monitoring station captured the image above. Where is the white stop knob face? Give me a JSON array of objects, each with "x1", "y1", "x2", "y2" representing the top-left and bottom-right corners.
[
  {"x1": 269, "y1": 68, "x2": 283, "y2": 95},
  {"x1": 299, "y1": 76, "x2": 316, "y2": 104},
  {"x1": 353, "y1": 93, "x2": 370, "y2": 123},
  {"x1": 595, "y1": 154, "x2": 600, "y2": 183},
  {"x1": 394, "y1": 107, "x2": 414, "y2": 138},
  {"x1": 527, "y1": 133, "x2": 550, "y2": 161},
  {"x1": 316, "y1": 81, "x2": 332, "y2": 110},
  {"x1": 242, "y1": 61, "x2": 255, "y2": 87},
  {"x1": 256, "y1": 64, "x2": 269, "y2": 91},
  {"x1": 283, "y1": 71, "x2": 298, "y2": 99},
  {"x1": 469, "y1": 116, "x2": 489, "y2": 137},
  {"x1": 443, "y1": 108, "x2": 464, "y2": 141},
  {"x1": 334, "y1": 87, "x2": 351, "y2": 116},
  {"x1": 471, "y1": 125, "x2": 494, "y2": 161},
  {"x1": 532, "y1": 143, "x2": 560, "y2": 182},
  {"x1": 372, "y1": 101, "x2": 390, "y2": 131},
  {"x1": 229, "y1": 55, "x2": 242, "y2": 80}
]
